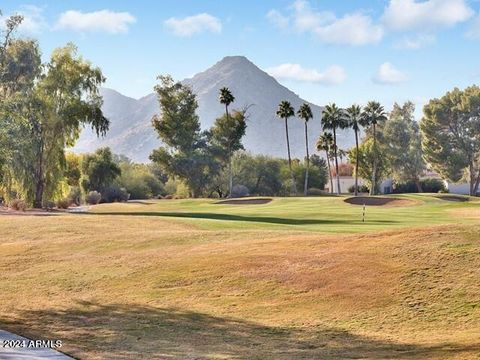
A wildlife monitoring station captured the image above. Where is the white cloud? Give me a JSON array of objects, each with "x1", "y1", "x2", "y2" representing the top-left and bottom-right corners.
[
  {"x1": 266, "y1": 63, "x2": 347, "y2": 85},
  {"x1": 267, "y1": 0, "x2": 383, "y2": 46},
  {"x1": 55, "y1": 10, "x2": 136, "y2": 34},
  {"x1": 314, "y1": 13, "x2": 383, "y2": 46},
  {"x1": 382, "y1": 0, "x2": 473, "y2": 31},
  {"x1": 373, "y1": 62, "x2": 408, "y2": 84},
  {"x1": 395, "y1": 34, "x2": 435, "y2": 49},
  {"x1": 0, "y1": 5, "x2": 47, "y2": 34},
  {"x1": 266, "y1": 10, "x2": 289, "y2": 29},
  {"x1": 466, "y1": 15, "x2": 480, "y2": 40},
  {"x1": 164, "y1": 13, "x2": 221, "y2": 37}
]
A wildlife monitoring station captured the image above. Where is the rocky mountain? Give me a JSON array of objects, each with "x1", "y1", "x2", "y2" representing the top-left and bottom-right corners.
[{"x1": 74, "y1": 56, "x2": 352, "y2": 162}]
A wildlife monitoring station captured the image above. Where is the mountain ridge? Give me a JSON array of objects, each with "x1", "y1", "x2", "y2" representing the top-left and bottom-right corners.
[{"x1": 74, "y1": 56, "x2": 351, "y2": 162}]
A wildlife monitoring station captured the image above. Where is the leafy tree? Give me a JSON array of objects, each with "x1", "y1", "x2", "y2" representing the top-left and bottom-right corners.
[
  {"x1": 297, "y1": 103, "x2": 313, "y2": 196},
  {"x1": 383, "y1": 102, "x2": 425, "y2": 192},
  {"x1": 210, "y1": 108, "x2": 247, "y2": 198},
  {"x1": 81, "y1": 147, "x2": 121, "y2": 195},
  {"x1": 234, "y1": 153, "x2": 283, "y2": 196},
  {"x1": 0, "y1": 15, "x2": 108, "y2": 208},
  {"x1": 348, "y1": 138, "x2": 389, "y2": 193},
  {"x1": 345, "y1": 105, "x2": 362, "y2": 196},
  {"x1": 276, "y1": 100, "x2": 296, "y2": 195},
  {"x1": 115, "y1": 159, "x2": 164, "y2": 200},
  {"x1": 421, "y1": 86, "x2": 480, "y2": 195},
  {"x1": 321, "y1": 103, "x2": 347, "y2": 194},
  {"x1": 150, "y1": 75, "x2": 219, "y2": 197},
  {"x1": 360, "y1": 101, "x2": 387, "y2": 195},
  {"x1": 316, "y1": 132, "x2": 334, "y2": 193},
  {"x1": 65, "y1": 152, "x2": 82, "y2": 187}
]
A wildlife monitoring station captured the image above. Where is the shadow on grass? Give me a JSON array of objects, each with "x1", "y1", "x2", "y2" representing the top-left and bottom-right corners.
[
  {"x1": 82, "y1": 212, "x2": 396, "y2": 226},
  {"x1": 2, "y1": 301, "x2": 478, "y2": 359}
]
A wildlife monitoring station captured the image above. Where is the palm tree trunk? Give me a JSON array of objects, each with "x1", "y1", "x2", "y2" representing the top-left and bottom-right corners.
[
  {"x1": 304, "y1": 122, "x2": 309, "y2": 196},
  {"x1": 354, "y1": 129, "x2": 359, "y2": 196},
  {"x1": 326, "y1": 151, "x2": 333, "y2": 194},
  {"x1": 333, "y1": 127, "x2": 341, "y2": 194},
  {"x1": 228, "y1": 155, "x2": 233, "y2": 198},
  {"x1": 371, "y1": 123, "x2": 377, "y2": 196},
  {"x1": 285, "y1": 117, "x2": 296, "y2": 196}
]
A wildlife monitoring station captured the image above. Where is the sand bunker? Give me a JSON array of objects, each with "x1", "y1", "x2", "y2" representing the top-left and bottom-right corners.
[
  {"x1": 344, "y1": 196, "x2": 416, "y2": 207},
  {"x1": 435, "y1": 195, "x2": 469, "y2": 202},
  {"x1": 216, "y1": 198, "x2": 272, "y2": 205}
]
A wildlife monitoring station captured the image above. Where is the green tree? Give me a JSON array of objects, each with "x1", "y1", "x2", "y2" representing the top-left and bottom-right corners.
[
  {"x1": 316, "y1": 132, "x2": 334, "y2": 193},
  {"x1": 360, "y1": 101, "x2": 387, "y2": 195},
  {"x1": 150, "y1": 75, "x2": 219, "y2": 197},
  {"x1": 384, "y1": 102, "x2": 425, "y2": 192},
  {"x1": 115, "y1": 158, "x2": 164, "y2": 200},
  {"x1": 276, "y1": 100, "x2": 296, "y2": 195},
  {"x1": 421, "y1": 86, "x2": 480, "y2": 196},
  {"x1": 28, "y1": 44, "x2": 108, "y2": 207},
  {"x1": 348, "y1": 138, "x2": 389, "y2": 193},
  {"x1": 297, "y1": 103, "x2": 313, "y2": 196},
  {"x1": 81, "y1": 147, "x2": 121, "y2": 195},
  {"x1": 321, "y1": 103, "x2": 347, "y2": 194},
  {"x1": 210, "y1": 108, "x2": 247, "y2": 198},
  {"x1": 234, "y1": 153, "x2": 283, "y2": 196},
  {"x1": 345, "y1": 105, "x2": 362, "y2": 196}
]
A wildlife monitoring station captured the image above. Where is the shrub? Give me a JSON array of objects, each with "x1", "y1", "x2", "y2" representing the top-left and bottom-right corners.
[
  {"x1": 307, "y1": 188, "x2": 326, "y2": 196},
  {"x1": 86, "y1": 191, "x2": 101, "y2": 205},
  {"x1": 393, "y1": 178, "x2": 446, "y2": 194},
  {"x1": 102, "y1": 186, "x2": 129, "y2": 203},
  {"x1": 231, "y1": 184, "x2": 249, "y2": 198},
  {"x1": 421, "y1": 178, "x2": 446, "y2": 193},
  {"x1": 163, "y1": 194, "x2": 173, "y2": 200},
  {"x1": 68, "y1": 186, "x2": 82, "y2": 206},
  {"x1": 44, "y1": 201, "x2": 55, "y2": 211},
  {"x1": 10, "y1": 199, "x2": 26, "y2": 212},
  {"x1": 56, "y1": 198, "x2": 71, "y2": 209},
  {"x1": 348, "y1": 185, "x2": 369, "y2": 193}
]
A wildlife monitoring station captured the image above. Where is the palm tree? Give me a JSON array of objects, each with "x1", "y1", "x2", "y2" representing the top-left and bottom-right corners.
[
  {"x1": 276, "y1": 100, "x2": 297, "y2": 195},
  {"x1": 297, "y1": 103, "x2": 313, "y2": 196},
  {"x1": 338, "y1": 149, "x2": 347, "y2": 163},
  {"x1": 316, "y1": 132, "x2": 334, "y2": 194},
  {"x1": 321, "y1": 103, "x2": 347, "y2": 194},
  {"x1": 360, "y1": 101, "x2": 387, "y2": 195},
  {"x1": 346, "y1": 105, "x2": 362, "y2": 196},
  {"x1": 219, "y1": 87, "x2": 236, "y2": 197}
]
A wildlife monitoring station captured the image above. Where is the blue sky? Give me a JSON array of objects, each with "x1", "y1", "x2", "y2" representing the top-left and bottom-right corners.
[{"x1": 2, "y1": 0, "x2": 480, "y2": 118}]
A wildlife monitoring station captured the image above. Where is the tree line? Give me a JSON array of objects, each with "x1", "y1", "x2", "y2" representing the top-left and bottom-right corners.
[{"x1": 1, "y1": 11, "x2": 479, "y2": 210}]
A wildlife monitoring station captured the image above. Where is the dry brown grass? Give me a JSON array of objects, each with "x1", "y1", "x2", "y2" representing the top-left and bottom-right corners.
[{"x1": 0, "y1": 214, "x2": 479, "y2": 359}]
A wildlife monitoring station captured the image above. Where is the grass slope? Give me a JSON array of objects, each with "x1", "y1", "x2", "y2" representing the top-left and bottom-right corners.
[{"x1": 0, "y1": 194, "x2": 479, "y2": 359}]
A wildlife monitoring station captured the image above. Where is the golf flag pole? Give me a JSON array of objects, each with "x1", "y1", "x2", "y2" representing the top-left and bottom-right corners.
[{"x1": 362, "y1": 203, "x2": 366, "y2": 223}]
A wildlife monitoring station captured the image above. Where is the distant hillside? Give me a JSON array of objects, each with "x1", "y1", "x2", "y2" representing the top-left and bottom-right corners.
[{"x1": 74, "y1": 56, "x2": 352, "y2": 162}]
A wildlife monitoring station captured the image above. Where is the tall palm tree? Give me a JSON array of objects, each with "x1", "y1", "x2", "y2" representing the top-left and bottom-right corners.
[
  {"x1": 316, "y1": 132, "x2": 334, "y2": 194},
  {"x1": 219, "y1": 87, "x2": 236, "y2": 197},
  {"x1": 297, "y1": 103, "x2": 313, "y2": 196},
  {"x1": 321, "y1": 103, "x2": 347, "y2": 194},
  {"x1": 277, "y1": 100, "x2": 297, "y2": 195},
  {"x1": 360, "y1": 101, "x2": 387, "y2": 195},
  {"x1": 346, "y1": 104, "x2": 362, "y2": 196}
]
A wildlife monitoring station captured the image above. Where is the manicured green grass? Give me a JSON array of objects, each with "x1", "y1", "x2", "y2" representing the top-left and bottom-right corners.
[{"x1": 91, "y1": 194, "x2": 480, "y2": 233}]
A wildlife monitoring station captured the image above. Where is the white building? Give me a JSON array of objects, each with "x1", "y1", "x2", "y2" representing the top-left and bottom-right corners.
[{"x1": 443, "y1": 181, "x2": 471, "y2": 195}]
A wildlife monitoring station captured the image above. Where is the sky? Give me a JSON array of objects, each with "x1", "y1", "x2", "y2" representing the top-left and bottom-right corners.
[{"x1": 2, "y1": 0, "x2": 480, "y2": 119}]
